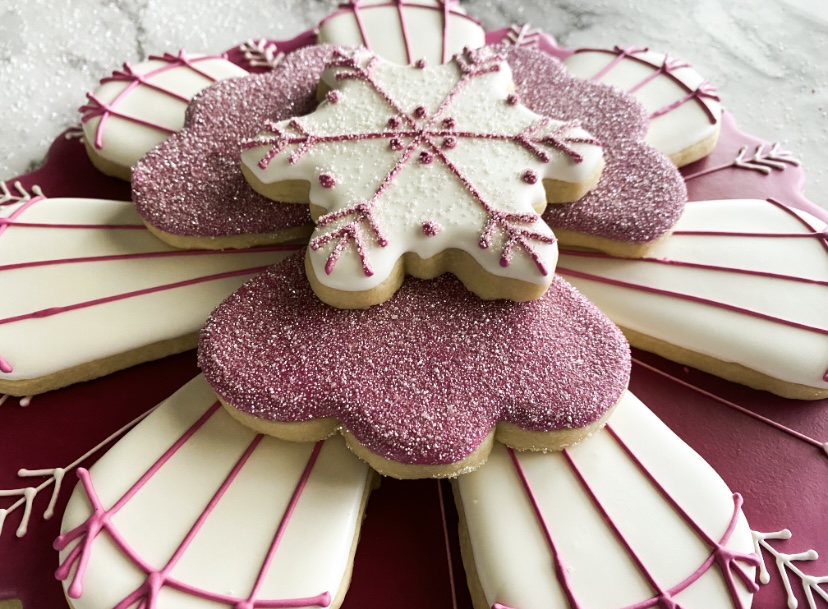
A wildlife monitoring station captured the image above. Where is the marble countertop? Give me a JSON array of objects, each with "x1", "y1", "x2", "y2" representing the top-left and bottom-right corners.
[{"x1": 1, "y1": 0, "x2": 826, "y2": 208}]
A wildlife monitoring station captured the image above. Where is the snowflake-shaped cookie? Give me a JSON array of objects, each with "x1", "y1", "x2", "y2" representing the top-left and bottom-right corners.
[{"x1": 242, "y1": 48, "x2": 604, "y2": 308}]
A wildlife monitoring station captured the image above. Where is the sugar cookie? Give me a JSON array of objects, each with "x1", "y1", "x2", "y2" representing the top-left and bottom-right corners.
[
  {"x1": 242, "y1": 47, "x2": 604, "y2": 307},
  {"x1": 199, "y1": 253, "x2": 630, "y2": 479},
  {"x1": 57, "y1": 375, "x2": 375, "y2": 609},
  {"x1": 0, "y1": 197, "x2": 297, "y2": 396},
  {"x1": 558, "y1": 198, "x2": 828, "y2": 399},
  {"x1": 455, "y1": 391, "x2": 757, "y2": 609},
  {"x1": 81, "y1": 52, "x2": 248, "y2": 181}
]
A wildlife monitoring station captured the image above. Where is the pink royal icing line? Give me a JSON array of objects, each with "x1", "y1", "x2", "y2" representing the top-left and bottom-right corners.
[
  {"x1": 55, "y1": 403, "x2": 332, "y2": 607},
  {"x1": 632, "y1": 358, "x2": 828, "y2": 456},
  {"x1": 0, "y1": 195, "x2": 44, "y2": 240},
  {"x1": 321, "y1": 1, "x2": 480, "y2": 29},
  {"x1": 0, "y1": 244, "x2": 302, "y2": 274},
  {"x1": 603, "y1": 428, "x2": 760, "y2": 608},
  {"x1": 574, "y1": 47, "x2": 719, "y2": 124},
  {"x1": 626, "y1": 55, "x2": 691, "y2": 95},
  {"x1": 245, "y1": 441, "x2": 329, "y2": 605},
  {"x1": 397, "y1": 1, "x2": 416, "y2": 65},
  {"x1": 441, "y1": 1, "x2": 452, "y2": 63},
  {"x1": 80, "y1": 52, "x2": 227, "y2": 150},
  {"x1": 504, "y1": 447, "x2": 582, "y2": 609},
  {"x1": 499, "y1": 446, "x2": 755, "y2": 609},
  {"x1": 437, "y1": 480, "x2": 460, "y2": 609},
  {"x1": 558, "y1": 248, "x2": 828, "y2": 287},
  {"x1": 0, "y1": 266, "x2": 273, "y2": 328},
  {"x1": 649, "y1": 80, "x2": 719, "y2": 122},
  {"x1": 565, "y1": 445, "x2": 752, "y2": 609},
  {"x1": 0, "y1": 221, "x2": 144, "y2": 229},
  {"x1": 555, "y1": 259, "x2": 828, "y2": 337},
  {"x1": 55, "y1": 401, "x2": 223, "y2": 597},
  {"x1": 587, "y1": 46, "x2": 649, "y2": 83},
  {"x1": 335, "y1": 0, "x2": 465, "y2": 63},
  {"x1": 0, "y1": 196, "x2": 302, "y2": 375}
]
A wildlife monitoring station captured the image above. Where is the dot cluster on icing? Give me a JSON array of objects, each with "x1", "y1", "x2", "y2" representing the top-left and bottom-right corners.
[
  {"x1": 199, "y1": 254, "x2": 630, "y2": 466},
  {"x1": 242, "y1": 47, "x2": 604, "y2": 297}
]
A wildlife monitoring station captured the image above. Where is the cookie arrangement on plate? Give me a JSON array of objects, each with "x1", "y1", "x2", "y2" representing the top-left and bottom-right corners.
[{"x1": 1, "y1": 2, "x2": 827, "y2": 609}]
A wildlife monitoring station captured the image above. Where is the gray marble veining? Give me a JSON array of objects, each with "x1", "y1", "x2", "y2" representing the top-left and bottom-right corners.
[{"x1": 0, "y1": 0, "x2": 825, "y2": 207}]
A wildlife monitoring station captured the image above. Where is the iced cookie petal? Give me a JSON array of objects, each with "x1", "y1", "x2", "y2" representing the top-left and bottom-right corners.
[
  {"x1": 557, "y1": 199, "x2": 828, "y2": 399},
  {"x1": 81, "y1": 52, "x2": 249, "y2": 181},
  {"x1": 242, "y1": 48, "x2": 604, "y2": 307},
  {"x1": 563, "y1": 47, "x2": 723, "y2": 167},
  {"x1": 455, "y1": 391, "x2": 757, "y2": 609},
  {"x1": 131, "y1": 46, "x2": 340, "y2": 249},
  {"x1": 56, "y1": 375, "x2": 374, "y2": 609},
  {"x1": 501, "y1": 45, "x2": 687, "y2": 256},
  {"x1": 317, "y1": 0, "x2": 486, "y2": 65},
  {"x1": 0, "y1": 197, "x2": 298, "y2": 396},
  {"x1": 198, "y1": 253, "x2": 630, "y2": 479}
]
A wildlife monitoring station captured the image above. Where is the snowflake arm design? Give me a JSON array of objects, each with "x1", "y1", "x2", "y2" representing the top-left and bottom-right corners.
[
  {"x1": 753, "y1": 530, "x2": 828, "y2": 609},
  {"x1": 242, "y1": 48, "x2": 603, "y2": 308}
]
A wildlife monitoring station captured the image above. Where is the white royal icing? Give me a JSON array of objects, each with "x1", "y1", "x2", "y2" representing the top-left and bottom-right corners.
[
  {"x1": 557, "y1": 199, "x2": 828, "y2": 391},
  {"x1": 563, "y1": 48, "x2": 722, "y2": 164},
  {"x1": 242, "y1": 49, "x2": 603, "y2": 297},
  {"x1": 0, "y1": 197, "x2": 295, "y2": 390},
  {"x1": 317, "y1": 0, "x2": 486, "y2": 66},
  {"x1": 457, "y1": 391, "x2": 757, "y2": 609},
  {"x1": 58, "y1": 375, "x2": 373, "y2": 608},
  {"x1": 81, "y1": 53, "x2": 248, "y2": 173}
]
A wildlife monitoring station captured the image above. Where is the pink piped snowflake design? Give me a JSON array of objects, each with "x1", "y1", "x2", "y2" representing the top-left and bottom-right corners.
[{"x1": 242, "y1": 47, "x2": 603, "y2": 307}]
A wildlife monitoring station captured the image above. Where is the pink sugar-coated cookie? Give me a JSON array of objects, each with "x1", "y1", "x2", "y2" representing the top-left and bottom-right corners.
[
  {"x1": 198, "y1": 254, "x2": 631, "y2": 479},
  {"x1": 500, "y1": 46, "x2": 687, "y2": 253},
  {"x1": 131, "y1": 46, "x2": 342, "y2": 248}
]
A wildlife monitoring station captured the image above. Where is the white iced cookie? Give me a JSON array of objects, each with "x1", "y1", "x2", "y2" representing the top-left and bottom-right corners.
[
  {"x1": 56, "y1": 375, "x2": 375, "y2": 609},
  {"x1": 317, "y1": 0, "x2": 486, "y2": 65},
  {"x1": 557, "y1": 198, "x2": 828, "y2": 400},
  {"x1": 455, "y1": 391, "x2": 758, "y2": 609},
  {"x1": 0, "y1": 197, "x2": 297, "y2": 396},
  {"x1": 563, "y1": 47, "x2": 722, "y2": 167},
  {"x1": 242, "y1": 48, "x2": 604, "y2": 308},
  {"x1": 80, "y1": 52, "x2": 248, "y2": 180}
]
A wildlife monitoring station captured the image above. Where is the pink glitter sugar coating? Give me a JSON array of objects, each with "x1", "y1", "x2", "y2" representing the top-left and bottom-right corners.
[
  {"x1": 500, "y1": 46, "x2": 687, "y2": 244},
  {"x1": 199, "y1": 254, "x2": 631, "y2": 468},
  {"x1": 132, "y1": 46, "x2": 341, "y2": 239}
]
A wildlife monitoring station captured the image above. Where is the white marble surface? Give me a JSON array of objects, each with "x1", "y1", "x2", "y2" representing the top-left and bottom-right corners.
[{"x1": 0, "y1": 0, "x2": 826, "y2": 208}]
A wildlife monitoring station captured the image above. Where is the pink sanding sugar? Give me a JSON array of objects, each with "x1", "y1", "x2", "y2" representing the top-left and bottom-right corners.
[
  {"x1": 199, "y1": 254, "x2": 631, "y2": 467},
  {"x1": 132, "y1": 46, "x2": 342, "y2": 238},
  {"x1": 502, "y1": 45, "x2": 687, "y2": 244}
]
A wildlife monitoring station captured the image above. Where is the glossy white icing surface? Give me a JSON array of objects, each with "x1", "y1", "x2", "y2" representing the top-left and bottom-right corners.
[
  {"x1": 0, "y1": 197, "x2": 294, "y2": 384},
  {"x1": 243, "y1": 50, "x2": 603, "y2": 295},
  {"x1": 457, "y1": 391, "x2": 756, "y2": 609},
  {"x1": 81, "y1": 54, "x2": 247, "y2": 171},
  {"x1": 557, "y1": 199, "x2": 828, "y2": 389},
  {"x1": 317, "y1": 0, "x2": 486, "y2": 65},
  {"x1": 563, "y1": 48, "x2": 722, "y2": 162},
  {"x1": 58, "y1": 375, "x2": 372, "y2": 608}
]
